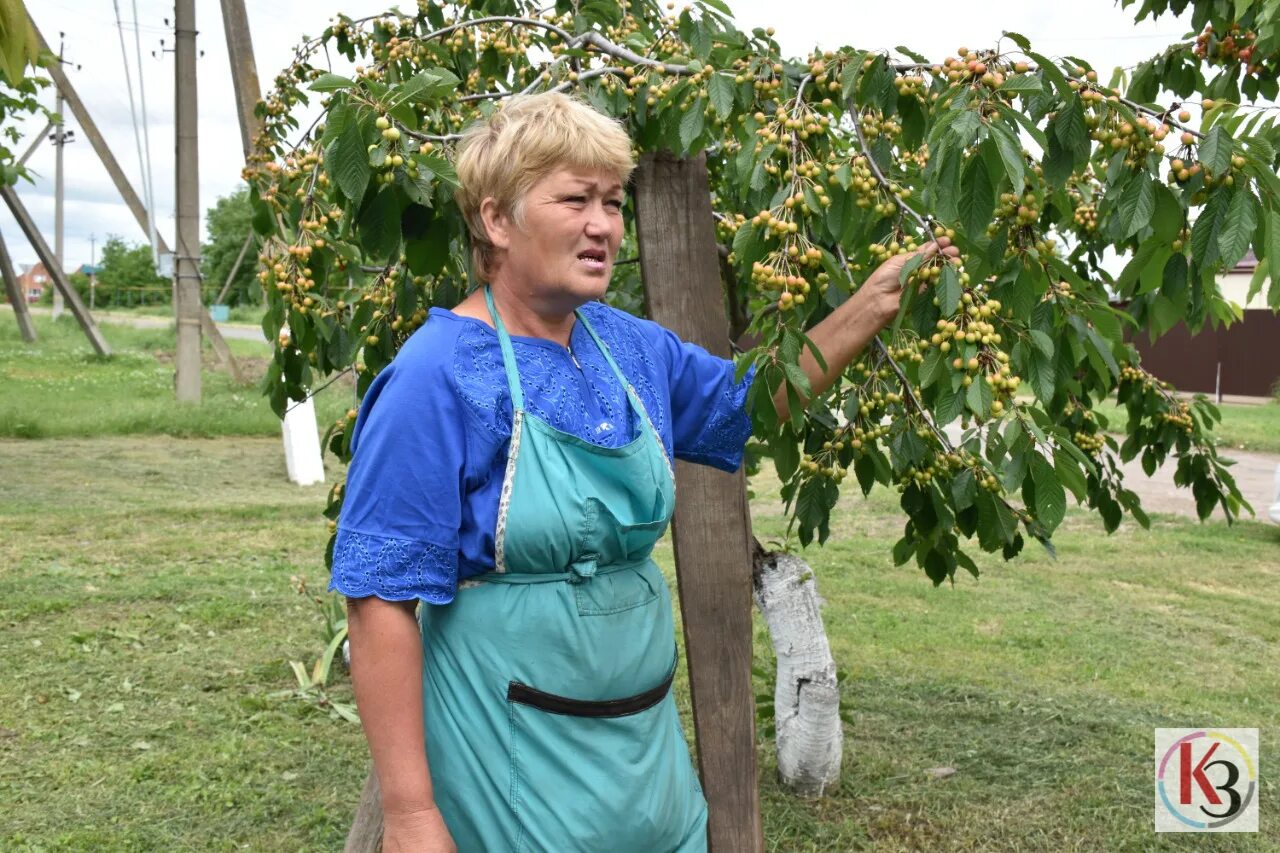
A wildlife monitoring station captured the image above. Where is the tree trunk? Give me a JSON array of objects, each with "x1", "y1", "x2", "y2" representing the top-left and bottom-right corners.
[{"x1": 751, "y1": 540, "x2": 842, "y2": 797}]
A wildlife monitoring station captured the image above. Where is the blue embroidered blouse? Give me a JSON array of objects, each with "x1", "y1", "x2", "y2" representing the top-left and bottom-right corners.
[{"x1": 329, "y1": 301, "x2": 756, "y2": 604}]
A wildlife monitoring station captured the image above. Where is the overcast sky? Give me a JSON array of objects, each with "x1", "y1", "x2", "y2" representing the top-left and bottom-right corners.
[{"x1": 8, "y1": 0, "x2": 1194, "y2": 270}]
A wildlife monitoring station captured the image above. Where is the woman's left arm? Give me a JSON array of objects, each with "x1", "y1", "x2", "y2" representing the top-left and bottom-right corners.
[{"x1": 771, "y1": 236, "x2": 959, "y2": 422}]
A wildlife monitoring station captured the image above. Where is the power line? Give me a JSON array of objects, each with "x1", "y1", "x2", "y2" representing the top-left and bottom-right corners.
[
  {"x1": 131, "y1": 0, "x2": 160, "y2": 266},
  {"x1": 112, "y1": 0, "x2": 154, "y2": 266}
]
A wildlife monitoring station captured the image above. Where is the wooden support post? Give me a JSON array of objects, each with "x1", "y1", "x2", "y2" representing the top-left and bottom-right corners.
[
  {"x1": 343, "y1": 764, "x2": 384, "y2": 853},
  {"x1": 0, "y1": 229, "x2": 37, "y2": 342},
  {"x1": 634, "y1": 151, "x2": 764, "y2": 852},
  {"x1": 27, "y1": 13, "x2": 240, "y2": 378},
  {"x1": 214, "y1": 231, "x2": 255, "y2": 306},
  {"x1": 0, "y1": 185, "x2": 110, "y2": 356},
  {"x1": 219, "y1": 0, "x2": 264, "y2": 161},
  {"x1": 18, "y1": 120, "x2": 52, "y2": 167}
]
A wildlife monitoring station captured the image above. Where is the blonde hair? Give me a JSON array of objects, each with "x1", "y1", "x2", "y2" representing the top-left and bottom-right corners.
[{"x1": 453, "y1": 92, "x2": 636, "y2": 282}]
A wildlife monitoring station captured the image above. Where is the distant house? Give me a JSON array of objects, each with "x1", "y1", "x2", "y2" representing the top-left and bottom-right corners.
[
  {"x1": 1132, "y1": 251, "x2": 1279, "y2": 398},
  {"x1": 14, "y1": 262, "x2": 49, "y2": 303}
]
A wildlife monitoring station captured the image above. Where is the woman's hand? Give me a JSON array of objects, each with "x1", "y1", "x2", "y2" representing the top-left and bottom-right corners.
[
  {"x1": 383, "y1": 805, "x2": 457, "y2": 853},
  {"x1": 857, "y1": 235, "x2": 961, "y2": 330}
]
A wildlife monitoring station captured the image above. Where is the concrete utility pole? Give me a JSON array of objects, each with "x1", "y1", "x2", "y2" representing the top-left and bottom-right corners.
[
  {"x1": 51, "y1": 35, "x2": 77, "y2": 321},
  {"x1": 173, "y1": 0, "x2": 202, "y2": 402}
]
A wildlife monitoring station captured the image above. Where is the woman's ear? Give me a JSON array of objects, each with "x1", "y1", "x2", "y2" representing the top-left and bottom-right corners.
[{"x1": 479, "y1": 197, "x2": 512, "y2": 250}]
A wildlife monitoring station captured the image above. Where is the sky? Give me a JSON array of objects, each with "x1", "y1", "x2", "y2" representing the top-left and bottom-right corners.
[{"x1": 8, "y1": 0, "x2": 1195, "y2": 270}]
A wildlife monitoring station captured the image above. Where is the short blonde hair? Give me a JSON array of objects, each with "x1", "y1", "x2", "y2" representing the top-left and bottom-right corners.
[{"x1": 453, "y1": 92, "x2": 636, "y2": 282}]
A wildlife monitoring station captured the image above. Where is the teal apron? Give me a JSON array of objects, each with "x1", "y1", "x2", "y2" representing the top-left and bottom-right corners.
[{"x1": 419, "y1": 286, "x2": 708, "y2": 852}]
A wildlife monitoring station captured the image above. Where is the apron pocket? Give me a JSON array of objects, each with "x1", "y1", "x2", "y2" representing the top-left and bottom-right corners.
[
  {"x1": 573, "y1": 565, "x2": 660, "y2": 616},
  {"x1": 506, "y1": 668, "x2": 703, "y2": 853}
]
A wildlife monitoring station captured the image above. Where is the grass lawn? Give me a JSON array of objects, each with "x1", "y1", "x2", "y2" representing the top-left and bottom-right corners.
[
  {"x1": 0, "y1": 314, "x2": 351, "y2": 440},
  {"x1": 1093, "y1": 397, "x2": 1280, "y2": 456},
  {"x1": 2, "y1": 433, "x2": 1277, "y2": 851}
]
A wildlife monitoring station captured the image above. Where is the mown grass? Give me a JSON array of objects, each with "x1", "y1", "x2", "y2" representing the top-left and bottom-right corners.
[
  {"x1": 1093, "y1": 397, "x2": 1280, "y2": 455},
  {"x1": 3, "y1": 434, "x2": 1277, "y2": 850},
  {"x1": 0, "y1": 314, "x2": 351, "y2": 440}
]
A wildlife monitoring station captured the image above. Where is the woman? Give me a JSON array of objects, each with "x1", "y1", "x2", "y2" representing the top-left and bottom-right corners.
[{"x1": 332, "y1": 92, "x2": 956, "y2": 852}]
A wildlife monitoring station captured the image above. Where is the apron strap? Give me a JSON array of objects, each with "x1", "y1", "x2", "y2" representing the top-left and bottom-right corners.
[
  {"x1": 576, "y1": 309, "x2": 648, "y2": 425},
  {"x1": 483, "y1": 284, "x2": 525, "y2": 411}
]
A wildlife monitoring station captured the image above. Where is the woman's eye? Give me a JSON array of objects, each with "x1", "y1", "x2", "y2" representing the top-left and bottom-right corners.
[
  {"x1": 564, "y1": 195, "x2": 586, "y2": 203},
  {"x1": 607, "y1": 199, "x2": 624, "y2": 209}
]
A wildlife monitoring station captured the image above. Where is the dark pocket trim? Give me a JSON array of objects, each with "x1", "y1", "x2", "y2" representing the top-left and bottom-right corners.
[{"x1": 507, "y1": 669, "x2": 673, "y2": 718}]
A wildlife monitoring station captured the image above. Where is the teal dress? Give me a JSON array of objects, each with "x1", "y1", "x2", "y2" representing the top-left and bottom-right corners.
[{"x1": 420, "y1": 287, "x2": 708, "y2": 851}]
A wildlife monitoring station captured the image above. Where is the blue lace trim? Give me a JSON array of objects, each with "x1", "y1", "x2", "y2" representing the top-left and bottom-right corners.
[
  {"x1": 453, "y1": 302, "x2": 665, "y2": 452},
  {"x1": 328, "y1": 528, "x2": 456, "y2": 602},
  {"x1": 682, "y1": 362, "x2": 756, "y2": 470}
]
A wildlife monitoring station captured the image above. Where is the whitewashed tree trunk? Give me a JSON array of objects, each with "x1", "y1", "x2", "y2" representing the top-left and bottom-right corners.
[{"x1": 751, "y1": 542, "x2": 842, "y2": 797}]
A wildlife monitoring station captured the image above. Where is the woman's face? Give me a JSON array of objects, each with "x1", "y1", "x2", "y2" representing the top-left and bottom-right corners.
[{"x1": 484, "y1": 165, "x2": 625, "y2": 313}]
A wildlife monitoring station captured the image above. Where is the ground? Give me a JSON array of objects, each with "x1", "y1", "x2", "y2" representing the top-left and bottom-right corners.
[{"x1": 2, "y1": 313, "x2": 1279, "y2": 850}]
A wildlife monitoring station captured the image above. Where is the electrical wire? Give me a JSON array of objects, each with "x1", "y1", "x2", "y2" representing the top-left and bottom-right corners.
[
  {"x1": 132, "y1": 0, "x2": 160, "y2": 264},
  {"x1": 112, "y1": 0, "x2": 154, "y2": 264}
]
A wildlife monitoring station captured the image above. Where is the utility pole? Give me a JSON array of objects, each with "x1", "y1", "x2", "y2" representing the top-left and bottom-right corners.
[
  {"x1": 51, "y1": 34, "x2": 77, "y2": 321},
  {"x1": 173, "y1": 0, "x2": 201, "y2": 402},
  {"x1": 27, "y1": 13, "x2": 242, "y2": 381}
]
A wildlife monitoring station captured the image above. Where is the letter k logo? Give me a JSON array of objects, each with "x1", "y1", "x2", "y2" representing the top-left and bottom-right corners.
[{"x1": 1181, "y1": 741, "x2": 1224, "y2": 806}]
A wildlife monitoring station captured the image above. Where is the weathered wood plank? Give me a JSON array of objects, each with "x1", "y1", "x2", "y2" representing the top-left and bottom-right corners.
[
  {"x1": 344, "y1": 765, "x2": 384, "y2": 853},
  {"x1": 634, "y1": 150, "x2": 764, "y2": 853}
]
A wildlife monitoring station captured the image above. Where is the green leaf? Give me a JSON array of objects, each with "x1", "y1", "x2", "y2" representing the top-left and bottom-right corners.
[
  {"x1": 1026, "y1": 348, "x2": 1055, "y2": 401},
  {"x1": 1149, "y1": 185, "x2": 1183, "y2": 244},
  {"x1": 958, "y1": 155, "x2": 996, "y2": 240},
  {"x1": 325, "y1": 120, "x2": 371, "y2": 204},
  {"x1": 937, "y1": 264, "x2": 962, "y2": 315},
  {"x1": 966, "y1": 375, "x2": 993, "y2": 416},
  {"x1": 356, "y1": 187, "x2": 401, "y2": 262},
  {"x1": 1053, "y1": 446, "x2": 1088, "y2": 501},
  {"x1": 898, "y1": 252, "x2": 927, "y2": 287},
  {"x1": 1030, "y1": 453, "x2": 1066, "y2": 531},
  {"x1": 1217, "y1": 190, "x2": 1258, "y2": 270},
  {"x1": 1027, "y1": 51, "x2": 1072, "y2": 98},
  {"x1": 1198, "y1": 125, "x2": 1232, "y2": 176},
  {"x1": 732, "y1": 222, "x2": 765, "y2": 269},
  {"x1": 1002, "y1": 31, "x2": 1031, "y2": 50},
  {"x1": 1051, "y1": 96, "x2": 1088, "y2": 156},
  {"x1": 679, "y1": 98, "x2": 706, "y2": 151},
  {"x1": 988, "y1": 124, "x2": 1026, "y2": 195},
  {"x1": 1190, "y1": 189, "x2": 1230, "y2": 269},
  {"x1": 998, "y1": 75, "x2": 1043, "y2": 94},
  {"x1": 975, "y1": 491, "x2": 1017, "y2": 551},
  {"x1": 708, "y1": 73, "x2": 735, "y2": 120},
  {"x1": 310, "y1": 73, "x2": 356, "y2": 92},
  {"x1": 392, "y1": 68, "x2": 462, "y2": 108},
  {"x1": 1116, "y1": 176, "x2": 1156, "y2": 239},
  {"x1": 1029, "y1": 329, "x2": 1054, "y2": 359}
]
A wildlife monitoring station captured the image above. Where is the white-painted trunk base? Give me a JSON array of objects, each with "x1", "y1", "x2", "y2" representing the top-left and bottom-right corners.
[
  {"x1": 282, "y1": 395, "x2": 326, "y2": 486},
  {"x1": 753, "y1": 548, "x2": 842, "y2": 797}
]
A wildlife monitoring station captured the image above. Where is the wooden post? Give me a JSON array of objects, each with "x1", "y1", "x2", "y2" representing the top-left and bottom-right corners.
[
  {"x1": 17, "y1": 120, "x2": 52, "y2": 167},
  {"x1": 634, "y1": 151, "x2": 764, "y2": 852},
  {"x1": 219, "y1": 0, "x2": 264, "y2": 161},
  {"x1": 0, "y1": 185, "x2": 110, "y2": 356},
  {"x1": 0, "y1": 230, "x2": 37, "y2": 342},
  {"x1": 343, "y1": 765, "x2": 384, "y2": 853},
  {"x1": 27, "y1": 13, "x2": 240, "y2": 379}
]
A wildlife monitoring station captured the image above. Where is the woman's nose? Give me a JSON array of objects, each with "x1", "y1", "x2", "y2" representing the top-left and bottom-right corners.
[{"x1": 583, "y1": 201, "x2": 613, "y2": 236}]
